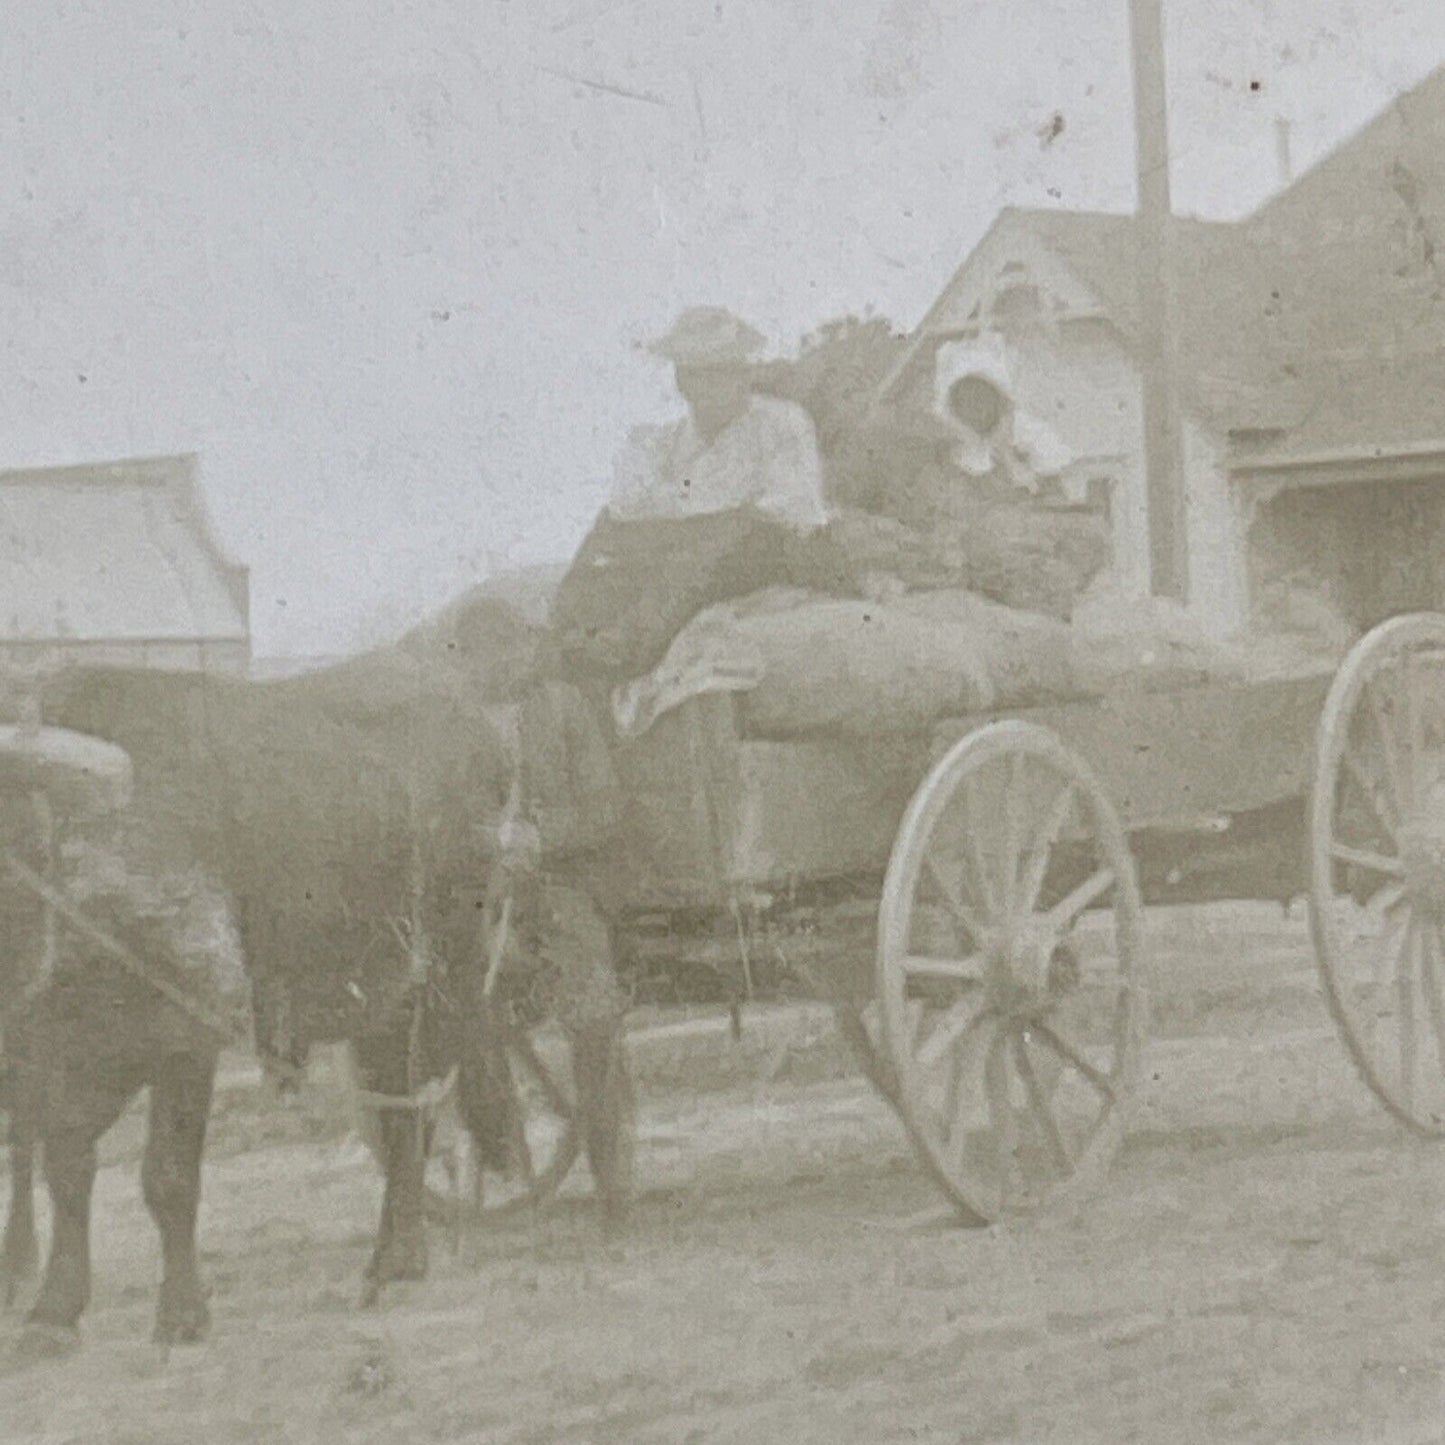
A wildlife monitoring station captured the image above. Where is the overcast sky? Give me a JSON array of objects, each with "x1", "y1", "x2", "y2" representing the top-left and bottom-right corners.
[{"x1": 5, "y1": 0, "x2": 1445, "y2": 656}]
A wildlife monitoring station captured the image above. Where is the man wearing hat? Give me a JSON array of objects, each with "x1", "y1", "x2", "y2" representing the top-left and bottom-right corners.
[
  {"x1": 610, "y1": 306, "x2": 828, "y2": 530},
  {"x1": 552, "y1": 307, "x2": 830, "y2": 686}
]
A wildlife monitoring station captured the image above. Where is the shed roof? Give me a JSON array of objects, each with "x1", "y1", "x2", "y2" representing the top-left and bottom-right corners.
[{"x1": 0, "y1": 454, "x2": 249, "y2": 647}]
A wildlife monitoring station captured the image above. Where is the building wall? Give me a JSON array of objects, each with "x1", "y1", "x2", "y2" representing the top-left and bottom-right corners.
[
  {"x1": 0, "y1": 639, "x2": 251, "y2": 676},
  {"x1": 996, "y1": 315, "x2": 1147, "y2": 590},
  {"x1": 1184, "y1": 424, "x2": 1248, "y2": 639},
  {"x1": 1242, "y1": 473, "x2": 1445, "y2": 633}
]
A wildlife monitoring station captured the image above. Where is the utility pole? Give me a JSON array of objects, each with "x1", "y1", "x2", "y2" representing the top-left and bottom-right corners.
[{"x1": 1128, "y1": 0, "x2": 1189, "y2": 602}]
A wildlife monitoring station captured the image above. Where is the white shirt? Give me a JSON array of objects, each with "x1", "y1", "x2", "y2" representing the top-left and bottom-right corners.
[{"x1": 608, "y1": 395, "x2": 828, "y2": 532}]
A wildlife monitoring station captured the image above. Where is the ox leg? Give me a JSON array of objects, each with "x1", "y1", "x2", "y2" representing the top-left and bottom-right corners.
[
  {"x1": 144, "y1": 1053, "x2": 217, "y2": 1345},
  {"x1": 2, "y1": 1030, "x2": 40, "y2": 1307},
  {"x1": 27, "y1": 1071, "x2": 134, "y2": 1334},
  {"x1": 2, "y1": 1133, "x2": 38, "y2": 1309},
  {"x1": 545, "y1": 888, "x2": 635, "y2": 1231},
  {"x1": 569, "y1": 1021, "x2": 635, "y2": 1231},
  {"x1": 361, "y1": 1108, "x2": 430, "y2": 1304},
  {"x1": 353, "y1": 1021, "x2": 433, "y2": 1304}
]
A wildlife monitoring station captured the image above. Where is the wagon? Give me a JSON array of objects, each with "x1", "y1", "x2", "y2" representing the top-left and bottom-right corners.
[{"x1": 481, "y1": 610, "x2": 1445, "y2": 1226}]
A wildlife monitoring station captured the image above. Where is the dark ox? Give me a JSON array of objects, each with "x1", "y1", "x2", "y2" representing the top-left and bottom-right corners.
[
  {"x1": 25, "y1": 637, "x2": 518, "y2": 1316},
  {"x1": 0, "y1": 734, "x2": 246, "y2": 1347}
]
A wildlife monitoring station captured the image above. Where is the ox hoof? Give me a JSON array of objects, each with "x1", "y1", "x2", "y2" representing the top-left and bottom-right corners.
[
  {"x1": 12, "y1": 1323, "x2": 81, "y2": 1366},
  {"x1": 365, "y1": 1236, "x2": 428, "y2": 1289},
  {"x1": 359, "y1": 1244, "x2": 428, "y2": 1310},
  {"x1": 599, "y1": 1204, "x2": 629, "y2": 1241},
  {"x1": 153, "y1": 1299, "x2": 210, "y2": 1347}
]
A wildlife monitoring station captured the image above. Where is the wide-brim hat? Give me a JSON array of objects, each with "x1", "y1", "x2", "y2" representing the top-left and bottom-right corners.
[{"x1": 645, "y1": 306, "x2": 767, "y2": 366}]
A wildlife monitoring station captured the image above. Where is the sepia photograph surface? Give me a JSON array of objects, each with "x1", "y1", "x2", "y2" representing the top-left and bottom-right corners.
[{"x1": 5, "y1": 2, "x2": 1445, "y2": 1441}]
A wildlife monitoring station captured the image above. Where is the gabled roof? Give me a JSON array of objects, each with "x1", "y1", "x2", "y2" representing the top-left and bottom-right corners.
[
  {"x1": 889, "y1": 205, "x2": 1300, "y2": 432},
  {"x1": 0, "y1": 454, "x2": 250, "y2": 646},
  {"x1": 892, "y1": 63, "x2": 1445, "y2": 457}
]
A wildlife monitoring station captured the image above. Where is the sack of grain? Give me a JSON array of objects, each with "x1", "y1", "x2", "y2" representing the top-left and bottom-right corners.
[
  {"x1": 1068, "y1": 581, "x2": 1249, "y2": 697},
  {"x1": 892, "y1": 589, "x2": 1080, "y2": 705},
  {"x1": 550, "y1": 507, "x2": 803, "y2": 684},
  {"x1": 726, "y1": 587, "x2": 1078, "y2": 740}
]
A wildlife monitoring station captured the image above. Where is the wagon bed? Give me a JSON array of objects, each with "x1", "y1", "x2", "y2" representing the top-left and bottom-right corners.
[{"x1": 586, "y1": 616, "x2": 1445, "y2": 1227}]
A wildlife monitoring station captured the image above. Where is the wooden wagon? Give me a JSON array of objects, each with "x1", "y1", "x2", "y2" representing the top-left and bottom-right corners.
[{"x1": 491, "y1": 612, "x2": 1445, "y2": 1226}]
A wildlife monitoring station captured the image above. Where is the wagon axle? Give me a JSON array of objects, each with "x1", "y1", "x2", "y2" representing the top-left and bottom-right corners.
[
  {"x1": 977, "y1": 924, "x2": 1082, "y2": 1024},
  {"x1": 1396, "y1": 784, "x2": 1445, "y2": 922}
]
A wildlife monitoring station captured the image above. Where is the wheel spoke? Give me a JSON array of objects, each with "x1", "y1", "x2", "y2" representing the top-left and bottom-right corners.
[
  {"x1": 509, "y1": 1027, "x2": 575, "y2": 1118},
  {"x1": 1017, "y1": 781, "x2": 1078, "y2": 918},
  {"x1": 1329, "y1": 841, "x2": 1405, "y2": 878},
  {"x1": 1013, "y1": 1031, "x2": 1071, "y2": 1174},
  {"x1": 1044, "y1": 867, "x2": 1115, "y2": 934},
  {"x1": 922, "y1": 854, "x2": 987, "y2": 941},
  {"x1": 1341, "y1": 748, "x2": 1400, "y2": 841},
  {"x1": 1375, "y1": 882, "x2": 1409, "y2": 918},
  {"x1": 1033, "y1": 1022, "x2": 1116, "y2": 1103},
  {"x1": 959, "y1": 778, "x2": 999, "y2": 918},
  {"x1": 904, "y1": 996, "x2": 929, "y2": 1056},
  {"x1": 903, "y1": 954, "x2": 986, "y2": 986},
  {"x1": 1396, "y1": 915, "x2": 1419, "y2": 1114},
  {"x1": 940, "y1": 1016, "x2": 968, "y2": 1147},
  {"x1": 982, "y1": 1028, "x2": 1018, "y2": 1200},
  {"x1": 1401, "y1": 652, "x2": 1423, "y2": 797},
  {"x1": 509, "y1": 1098, "x2": 538, "y2": 1187},
  {"x1": 1419, "y1": 922, "x2": 1445, "y2": 1076},
  {"x1": 915, "y1": 1000, "x2": 995, "y2": 1071},
  {"x1": 1364, "y1": 681, "x2": 1409, "y2": 822},
  {"x1": 1001, "y1": 754, "x2": 1025, "y2": 916}
]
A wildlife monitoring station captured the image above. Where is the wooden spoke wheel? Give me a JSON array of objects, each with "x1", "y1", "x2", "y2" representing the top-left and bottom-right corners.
[
  {"x1": 877, "y1": 721, "x2": 1144, "y2": 1225},
  {"x1": 1309, "y1": 612, "x2": 1445, "y2": 1135},
  {"x1": 424, "y1": 1011, "x2": 585, "y2": 1223},
  {"x1": 474, "y1": 1012, "x2": 586, "y2": 1217}
]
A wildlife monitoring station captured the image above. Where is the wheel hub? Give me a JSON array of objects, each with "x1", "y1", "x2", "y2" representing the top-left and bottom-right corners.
[
  {"x1": 1399, "y1": 780, "x2": 1445, "y2": 920},
  {"x1": 985, "y1": 920, "x2": 1077, "y2": 1021}
]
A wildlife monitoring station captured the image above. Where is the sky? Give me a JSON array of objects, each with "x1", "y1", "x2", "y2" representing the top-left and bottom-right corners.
[{"x1": 5, "y1": 0, "x2": 1445, "y2": 657}]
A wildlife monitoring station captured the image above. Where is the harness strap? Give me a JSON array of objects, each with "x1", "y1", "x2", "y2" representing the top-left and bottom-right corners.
[
  {"x1": 2, "y1": 851, "x2": 244, "y2": 1045},
  {"x1": 352, "y1": 1065, "x2": 458, "y2": 1116}
]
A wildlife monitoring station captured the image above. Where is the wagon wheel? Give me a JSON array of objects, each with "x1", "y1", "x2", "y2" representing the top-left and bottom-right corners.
[
  {"x1": 1309, "y1": 612, "x2": 1445, "y2": 1135},
  {"x1": 427, "y1": 1009, "x2": 586, "y2": 1222},
  {"x1": 877, "y1": 721, "x2": 1144, "y2": 1224}
]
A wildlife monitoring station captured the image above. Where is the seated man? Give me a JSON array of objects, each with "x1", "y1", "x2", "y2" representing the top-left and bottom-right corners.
[{"x1": 551, "y1": 307, "x2": 832, "y2": 685}]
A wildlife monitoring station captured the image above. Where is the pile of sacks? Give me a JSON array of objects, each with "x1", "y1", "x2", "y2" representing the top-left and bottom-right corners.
[
  {"x1": 549, "y1": 485, "x2": 1353, "y2": 747},
  {"x1": 596, "y1": 563, "x2": 1357, "y2": 745}
]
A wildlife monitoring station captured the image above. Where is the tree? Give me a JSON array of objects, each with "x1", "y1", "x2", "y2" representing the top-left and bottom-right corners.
[{"x1": 748, "y1": 314, "x2": 925, "y2": 511}]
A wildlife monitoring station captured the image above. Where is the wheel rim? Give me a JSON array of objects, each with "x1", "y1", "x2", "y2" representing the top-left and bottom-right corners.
[
  {"x1": 1309, "y1": 612, "x2": 1445, "y2": 1135},
  {"x1": 877, "y1": 721, "x2": 1144, "y2": 1224},
  {"x1": 433, "y1": 1013, "x2": 584, "y2": 1220}
]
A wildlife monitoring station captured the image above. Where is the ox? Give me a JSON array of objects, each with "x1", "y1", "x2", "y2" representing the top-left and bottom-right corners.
[
  {"x1": 1, "y1": 726, "x2": 246, "y2": 1347},
  {"x1": 38, "y1": 610, "x2": 541, "y2": 1304}
]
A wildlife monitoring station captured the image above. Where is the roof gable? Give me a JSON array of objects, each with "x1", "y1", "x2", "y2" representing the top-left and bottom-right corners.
[
  {"x1": 884, "y1": 63, "x2": 1445, "y2": 457},
  {"x1": 0, "y1": 454, "x2": 250, "y2": 646}
]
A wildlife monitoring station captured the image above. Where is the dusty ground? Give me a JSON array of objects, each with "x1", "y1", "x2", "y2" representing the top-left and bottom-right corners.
[{"x1": 5, "y1": 903, "x2": 1445, "y2": 1443}]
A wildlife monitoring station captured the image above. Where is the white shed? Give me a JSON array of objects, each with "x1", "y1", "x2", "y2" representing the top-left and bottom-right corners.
[{"x1": 0, "y1": 452, "x2": 250, "y2": 675}]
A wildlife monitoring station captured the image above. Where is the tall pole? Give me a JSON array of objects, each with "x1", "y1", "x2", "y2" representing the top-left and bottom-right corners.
[{"x1": 1129, "y1": 0, "x2": 1189, "y2": 602}]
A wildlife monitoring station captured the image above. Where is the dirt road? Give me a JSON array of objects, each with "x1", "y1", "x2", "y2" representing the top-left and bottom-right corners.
[{"x1": 4, "y1": 904, "x2": 1445, "y2": 1443}]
